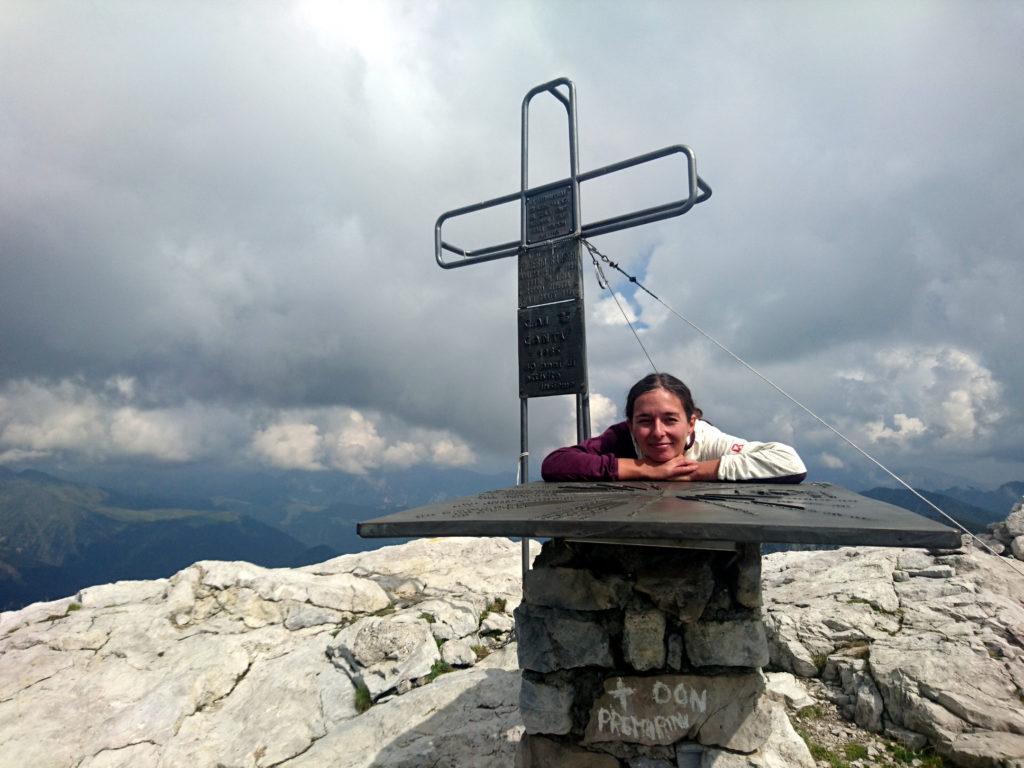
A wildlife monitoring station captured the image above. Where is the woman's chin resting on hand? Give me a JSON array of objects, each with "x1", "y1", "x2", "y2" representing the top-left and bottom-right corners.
[{"x1": 540, "y1": 373, "x2": 807, "y2": 484}]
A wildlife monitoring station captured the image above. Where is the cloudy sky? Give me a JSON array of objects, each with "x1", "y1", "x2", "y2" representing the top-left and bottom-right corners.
[{"x1": 1, "y1": 1, "x2": 1022, "y2": 490}]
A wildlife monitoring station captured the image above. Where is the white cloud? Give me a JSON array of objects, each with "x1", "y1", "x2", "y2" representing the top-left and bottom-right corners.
[
  {"x1": 0, "y1": 379, "x2": 205, "y2": 463},
  {"x1": 251, "y1": 422, "x2": 325, "y2": 471},
  {"x1": 819, "y1": 452, "x2": 844, "y2": 469},
  {"x1": 109, "y1": 407, "x2": 191, "y2": 461},
  {"x1": 107, "y1": 376, "x2": 136, "y2": 400},
  {"x1": 589, "y1": 393, "x2": 619, "y2": 432},
  {"x1": 592, "y1": 293, "x2": 639, "y2": 327},
  {"x1": 253, "y1": 408, "x2": 474, "y2": 475},
  {"x1": 551, "y1": 391, "x2": 619, "y2": 450},
  {"x1": 864, "y1": 346, "x2": 1002, "y2": 446},
  {"x1": 325, "y1": 411, "x2": 387, "y2": 475},
  {"x1": 0, "y1": 377, "x2": 479, "y2": 475},
  {"x1": 431, "y1": 438, "x2": 473, "y2": 467},
  {"x1": 0, "y1": 3, "x2": 1022, "y2": 487},
  {"x1": 865, "y1": 413, "x2": 927, "y2": 446},
  {"x1": 0, "y1": 448, "x2": 50, "y2": 464}
]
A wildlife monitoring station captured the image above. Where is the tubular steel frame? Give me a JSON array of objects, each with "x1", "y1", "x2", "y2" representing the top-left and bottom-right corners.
[{"x1": 433, "y1": 77, "x2": 712, "y2": 578}]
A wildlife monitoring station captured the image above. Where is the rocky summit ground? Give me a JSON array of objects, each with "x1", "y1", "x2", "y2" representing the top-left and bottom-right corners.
[
  {"x1": 763, "y1": 532, "x2": 1024, "y2": 768},
  {"x1": 1, "y1": 507, "x2": 1023, "y2": 768}
]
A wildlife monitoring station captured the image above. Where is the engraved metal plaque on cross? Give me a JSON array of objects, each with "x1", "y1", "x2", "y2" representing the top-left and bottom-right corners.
[{"x1": 433, "y1": 77, "x2": 711, "y2": 529}]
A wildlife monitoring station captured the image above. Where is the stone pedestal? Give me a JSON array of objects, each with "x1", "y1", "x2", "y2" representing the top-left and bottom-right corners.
[{"x1": 515, "y1": 539, "x2": 777, "y2": 766}]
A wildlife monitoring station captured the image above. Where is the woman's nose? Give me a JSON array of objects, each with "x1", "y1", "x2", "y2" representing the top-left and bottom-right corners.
[{"x1": 651, "y1": 419, "x2": 666, "y2": 435}]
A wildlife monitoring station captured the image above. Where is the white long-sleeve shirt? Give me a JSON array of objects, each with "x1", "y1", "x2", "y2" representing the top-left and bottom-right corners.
[{"x1": 541, "y1": 419, "x2": 807, "y2": 483}]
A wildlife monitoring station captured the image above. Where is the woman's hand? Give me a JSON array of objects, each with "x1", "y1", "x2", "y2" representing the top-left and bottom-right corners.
[{"x1": 618, "y1": 457, "x2": 720, "y2": 481}]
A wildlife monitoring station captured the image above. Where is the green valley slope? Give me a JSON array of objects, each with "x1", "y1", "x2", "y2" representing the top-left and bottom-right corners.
[{"x1": 0, "y1": 468, "x2": 330, "y2": 610}]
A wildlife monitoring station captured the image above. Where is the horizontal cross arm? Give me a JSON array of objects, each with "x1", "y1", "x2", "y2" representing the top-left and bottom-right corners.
[
  {"x1": 434, "y1": 144, "x2": 711, "y2": 269},
  {"x1": 579, "y1": 145, "x2": 712, "y2": 239},
  {"x1": 434, "y1": 189, "x2": 523, "y2": 269}
]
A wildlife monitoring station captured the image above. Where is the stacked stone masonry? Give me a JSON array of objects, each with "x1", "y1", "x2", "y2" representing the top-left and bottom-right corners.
[{"x1": 515, "y1": 539, "x2": 814, "y2": 767}]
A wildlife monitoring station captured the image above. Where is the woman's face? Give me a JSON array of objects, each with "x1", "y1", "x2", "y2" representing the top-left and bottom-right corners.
[{"x1": 629, "y1": 388, "x2": 696, "y2": 463}]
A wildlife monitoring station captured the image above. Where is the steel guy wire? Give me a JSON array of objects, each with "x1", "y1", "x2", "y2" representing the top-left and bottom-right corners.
[
  {"x1": 580, "y1": 237, "x2": 1024, "y2": 577},
  {"x1": 584, "y1": 240, "x2": 658, "y2": 374}
]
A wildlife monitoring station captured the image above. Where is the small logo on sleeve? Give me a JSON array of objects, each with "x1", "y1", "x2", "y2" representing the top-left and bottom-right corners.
[{"x1": 730, "y1": 443, "x2": 744, "y2": 453}]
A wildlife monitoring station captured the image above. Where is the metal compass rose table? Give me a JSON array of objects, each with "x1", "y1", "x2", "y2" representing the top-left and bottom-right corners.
[{"x1": 357, "y1": 481, "x2": 960, "y2": 550}]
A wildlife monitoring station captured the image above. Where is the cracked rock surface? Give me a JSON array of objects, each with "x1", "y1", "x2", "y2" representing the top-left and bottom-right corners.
[
  {"x1": 0, "y1": 537, "x2": 534, "y2": 768},
  {"x1": 4, "y1": 524, "x2": 1023, "y2": 768},
  {"x1": 763, "y1": 540, "x2": 1024, "y2": 767}
]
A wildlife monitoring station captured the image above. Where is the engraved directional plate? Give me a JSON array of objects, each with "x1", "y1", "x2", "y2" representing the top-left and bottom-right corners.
[
  {"x1": 525, "y1": 184, "x2": 575, "y2": 244},
  {"x1": 518, "y1": 300, "x2": 586, "y2": 398},
  {"x1": 518, "y1": 239, "x2": 583, "y2": 309},
  {"x1": 357, "y1": 482, "x2": 961, "y2": 548}
]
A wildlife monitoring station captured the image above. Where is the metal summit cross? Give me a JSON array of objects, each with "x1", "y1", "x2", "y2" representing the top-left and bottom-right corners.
[
  {"x1": 433, "y1": 77, "x2": 711, "y2": 485},
  {"x1": 357, "y1": 78, "x2": 960, "y2": 567}
]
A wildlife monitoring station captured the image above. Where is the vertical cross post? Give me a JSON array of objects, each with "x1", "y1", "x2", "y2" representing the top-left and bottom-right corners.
[{"x1": 434, "y1": 77, "x2": 712, "y2": 577}]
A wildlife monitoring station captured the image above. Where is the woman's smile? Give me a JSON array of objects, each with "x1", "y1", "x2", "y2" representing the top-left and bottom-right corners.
[{"x1": 629, "y1": 388, "x2": 695, "y2": 463}]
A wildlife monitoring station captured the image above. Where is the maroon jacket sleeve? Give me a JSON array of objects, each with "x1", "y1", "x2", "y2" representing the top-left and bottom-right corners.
[{"x1": 541, "y1": 421, "x2": 638, "y2": 481}]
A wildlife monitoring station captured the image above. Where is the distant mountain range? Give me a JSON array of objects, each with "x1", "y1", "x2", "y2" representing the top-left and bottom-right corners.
[
  {"x1": 1, "y1": 464, "x2": 1018, "y2": 611},
  {"x1": 0, "y1": 467, "x2": 342, "y2": 610},
  {"x1": 933, "y1": 481, "x2": 1024, "y2": 517},
  {"x1": 0, "y1": 464, "x2": 510, "y2": 611}
]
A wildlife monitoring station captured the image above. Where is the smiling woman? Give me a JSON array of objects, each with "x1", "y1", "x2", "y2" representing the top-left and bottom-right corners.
[{"x1": 541, "y1": 373, "x2": 807, "y2": 483}]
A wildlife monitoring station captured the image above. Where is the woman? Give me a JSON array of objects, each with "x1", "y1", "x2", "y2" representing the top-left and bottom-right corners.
[{"x1": 541, "y1": 373, "x2": 807, "y2": 483}]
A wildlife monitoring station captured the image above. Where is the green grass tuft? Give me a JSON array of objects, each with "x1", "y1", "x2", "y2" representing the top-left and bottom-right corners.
[
  {"x1": 471, "y1": 644, "x2": 491, "y2": 660},
  {"x1": 886, "y1": 743, "x2": 949, "y2": 767},
  {"x1": 479, "y1": 597, "x2": 508, "y2": 624},
  {"x1": 489, "y1": 597, "x2": 507, "y2": 613},
  {"x1": 794, "y1": 726, "x2": 849, "y2": 768},
  {"x1": 354, "y1": 682, "x2": 373, "y2": 713},
  {"x1": 425, "y1": 659, "x2": 453, "y2": 683},
  {"x1": 844, "y1": 742, "x2": 869, "y2": 760},
  {"x1": 418, "y1": 612, "x2": 436, "y2": 623},
  {"x1": 796, "y1": 705, "x2": 825, "y2": 720},
  {"x1": 67, "y1": 602, "x2": 81, "y2": 612}
]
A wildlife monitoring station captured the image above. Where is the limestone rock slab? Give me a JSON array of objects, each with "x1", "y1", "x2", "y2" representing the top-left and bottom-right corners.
[
  {"x1": 480, "y1": 612, "x2": 515, "y2": 635},
  {"x1": 441, "y1": 638, "x2": 477, "y2": 667},
  {"x1": 1012, "y1": 536, "x2": 1024, "y2": 562},
  {"x1": 764, "y1": 672, "x2": 814, "y2": 711},
  {"x1": 406, "y1": 595, "x2": 483, "y2": 641},
  {"x1": 699, "y1": 700, "x2": 814, "y2": 767},
  {"x1": 157, "y1": 635, "x2": 354, "y2": 768},
  {"x1": 942, "y1": 730, "x2": 1024, "y2": 767},
  {"x1": 78, "y1": 579, "x2": 168, "y2": 609},
  {"x1": 524, "y1": 566, "x2": 631, "y2": 611},
  {"x1": 634, "y1": 560, "x2": 715, "y2": 623},
  {"x1": 287, "y1": 665, "x2": 524, "y2": 767},
  {"x1": 514, "y1": 604, "x2": 614, "y2": 673},
  {"x1": 305, "y1": 537, "x2": 539, "y2": 611},
  {"x1": 764, "y1": 542, "x2": 1024, "y2": 767},
  {"x1": 734, "y1": 544, "x2": 762, "y2": 609},
  {"x1": 327, "y1": 615, "x2": 440, "y2": 700},
  {"x1": 1006, "y1": 504, "x2": 1024, "y2": 538},
  {"x1": 685, "y1": 619, "x2": 769, "y2": 668},
  {"x1": 624, "y1": 608, "x2": 667, "y2": 672},
  {"x1": 520, "y1": 675, "x2": 575, "y2": 735},
  {"x1": 0, "y1": 537, "x2": 532, "y2": 768},
  {"x1": 518, "y1": 734, "x2": 619, "y2": 768},
  {"x1": 871, "y1": 639, "x2": 1024, "y2": 736}
]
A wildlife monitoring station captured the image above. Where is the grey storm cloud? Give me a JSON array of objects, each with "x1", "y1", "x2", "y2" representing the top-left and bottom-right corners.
[{"x1": 1, "y1": 1, "x2": 1022, "y2": 486}]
